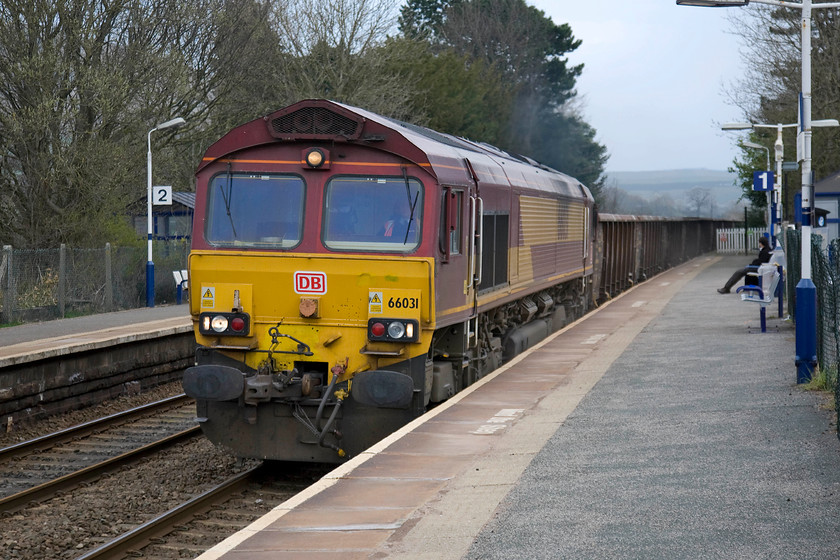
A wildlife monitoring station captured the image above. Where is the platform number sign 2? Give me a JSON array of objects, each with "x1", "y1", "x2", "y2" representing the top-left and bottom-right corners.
[
  {"x1": 752, "y1": 171, "x2": 773, "y2": 192},
  {"x1": 153, "y1": 185, "x2": 173, "y2": 205}
]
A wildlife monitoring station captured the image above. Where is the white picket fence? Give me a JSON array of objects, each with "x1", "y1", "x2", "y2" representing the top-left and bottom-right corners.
[{"x1": 716, "y1": 228, "x2": 765, "y2": 254}]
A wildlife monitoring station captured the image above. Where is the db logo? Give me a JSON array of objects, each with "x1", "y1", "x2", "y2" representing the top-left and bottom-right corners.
[{"x1": 294, "y1": 271, "x2": 327, "y2": 295}]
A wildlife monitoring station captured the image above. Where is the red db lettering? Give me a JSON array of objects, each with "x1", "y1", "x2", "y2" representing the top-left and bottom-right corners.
[{"x1": 294, "y1": 271, "x2": 327, "y2": 295}]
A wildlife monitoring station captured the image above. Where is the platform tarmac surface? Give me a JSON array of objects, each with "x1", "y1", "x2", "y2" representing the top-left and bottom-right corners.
[
  {"x1": 185, "y1": 256, "x2": 834, "y2": 559},
  {"x1": 0, "y1": 304, "x2": 190, "y2": 365}
]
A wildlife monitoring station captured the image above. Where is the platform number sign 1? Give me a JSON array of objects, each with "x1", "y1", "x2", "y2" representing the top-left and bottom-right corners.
[
  {"x1": 752, "y1": 171, "x2": 773, "y2": 192},
  {"x1": 153, "y1": 185, "x2": 173, "y2": 205}
]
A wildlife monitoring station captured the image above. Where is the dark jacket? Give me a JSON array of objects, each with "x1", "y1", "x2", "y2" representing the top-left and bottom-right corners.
[{"x1": 751, "y1": 245, "x2": 772, "y2": 267}]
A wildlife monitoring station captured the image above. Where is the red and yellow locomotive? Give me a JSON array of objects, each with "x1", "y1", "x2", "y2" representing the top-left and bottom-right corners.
[{"x1": 183, "y1": 99, "x2": 595, "y2": 462}]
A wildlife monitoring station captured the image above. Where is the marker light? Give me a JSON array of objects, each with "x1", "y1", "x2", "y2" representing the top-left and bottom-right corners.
[
  {"x1": 199, "y1": 312, "x2": 251, "y2": 336},
  {"x1": 367, "y1": 318, "x2": 419, "y2": 342}
]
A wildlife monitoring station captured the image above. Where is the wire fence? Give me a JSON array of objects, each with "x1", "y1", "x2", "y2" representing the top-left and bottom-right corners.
[
  {"x1": 0, "y1": 240, "x2": 190, "y2": 323},
  {"x1": 784, "y1": 229, "x2": 840, "y2": 435}
]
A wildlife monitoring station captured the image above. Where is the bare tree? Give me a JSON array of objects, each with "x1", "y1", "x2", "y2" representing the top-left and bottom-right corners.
[
  {"x1": 598, "y1": 185, "x2": 625, "y2": 214},
  {"x1": 0, "y1": 0, "x2": 264, "y2": 247},
  {"x1": 727, "y1": 6, "x2": 840, "y2": 209},
  {"x1": 268, "y1": 0, "x2": 416, "y2": 118},
  {"x1": 686, "y1": 187, "x2": 712, "y2": 218}
]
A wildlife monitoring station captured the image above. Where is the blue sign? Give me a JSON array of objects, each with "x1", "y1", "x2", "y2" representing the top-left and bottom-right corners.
[{"x1": 753, "y1": 171, "x2": 774, "y2": 192}]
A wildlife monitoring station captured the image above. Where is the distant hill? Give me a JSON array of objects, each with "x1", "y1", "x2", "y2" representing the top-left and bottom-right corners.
[
  {"x1": 608, "y1": 169, "x2": 737, "y2": 189},
  {"x1": 605, "y1": 168, "x2": 743, "y2": 215}
]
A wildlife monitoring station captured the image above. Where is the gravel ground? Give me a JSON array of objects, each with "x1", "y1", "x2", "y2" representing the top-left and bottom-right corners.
[{"x1": 1, "y1": 436, "x2": 262, "y2": 559}]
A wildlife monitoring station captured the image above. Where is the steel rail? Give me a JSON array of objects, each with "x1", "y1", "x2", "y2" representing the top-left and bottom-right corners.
[
  {"x1": 74, "y1": 464, "x2": 266, "y2": 560},
  {"x1": 0, "y1": 426, "x2": 201, "y2": 514},
  {"x1": 0, "y1": 393, "x2": 193, "y2": 463}
]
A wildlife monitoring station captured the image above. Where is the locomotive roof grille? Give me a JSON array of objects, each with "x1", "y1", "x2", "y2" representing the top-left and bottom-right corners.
[{"x1": 270, "y1": 107, "x2": 360, "y2": 139}]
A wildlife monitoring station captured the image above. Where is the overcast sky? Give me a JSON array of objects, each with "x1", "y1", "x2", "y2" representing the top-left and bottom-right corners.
[{"x1": 530, "y1": 0, "x2": 750, "y2": 173}]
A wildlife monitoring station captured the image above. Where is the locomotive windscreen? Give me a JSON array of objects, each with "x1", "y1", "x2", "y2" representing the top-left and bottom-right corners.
[
  {"x1": 205, "y1": 173, "x2": 305, "y2": 248},
  {"x1": 322, "y1": 175, "x2": 423, "y2": 253}
]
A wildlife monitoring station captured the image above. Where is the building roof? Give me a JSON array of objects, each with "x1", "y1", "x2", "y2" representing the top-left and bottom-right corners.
[{"x1": 173, "y1": 192, "x2": 195, "y2": 209}]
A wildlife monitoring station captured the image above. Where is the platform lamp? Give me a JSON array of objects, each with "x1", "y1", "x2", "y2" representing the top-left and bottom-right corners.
[
  {"x1": 722, "y1": 120, "x2": 838, "y2": 245},
  {"x1": 146, "y1": 117, "x2": 186, "y2": 308},
  {"x1": 741, "y1": 140, "x2": 770, "y2": 170},
  {"x1": 678, "y1": 0, "x2": 840, "y2": 383}
]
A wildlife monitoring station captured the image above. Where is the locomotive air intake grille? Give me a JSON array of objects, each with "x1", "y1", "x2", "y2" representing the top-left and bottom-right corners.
[{"x1": 270, "y1": 107, "x2": 360, "y2": 138}]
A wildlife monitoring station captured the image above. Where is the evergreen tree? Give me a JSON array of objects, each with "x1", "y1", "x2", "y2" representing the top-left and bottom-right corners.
[{"x1": 398, "y1": 0, "x2": 608, "y2": 196}]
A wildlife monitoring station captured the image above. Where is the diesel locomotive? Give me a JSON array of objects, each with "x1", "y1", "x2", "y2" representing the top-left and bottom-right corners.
[{"x1": 183, "y1": 99, "x2": 596, "y2": 462}]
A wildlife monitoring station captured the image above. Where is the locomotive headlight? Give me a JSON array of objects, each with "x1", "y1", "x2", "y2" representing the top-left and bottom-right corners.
[
  {"x1": 211, "y1": 315, "x2": 229, "y2": 332},
  {"x1": 306, "y1": 149, "x2": 323, "y2": 167},
  {"x1": 303, "y1": 147, "x2": 329, "y2": 169},
  {"x1": 387, "y1": 321, "x2": 405, "y2": 339}
]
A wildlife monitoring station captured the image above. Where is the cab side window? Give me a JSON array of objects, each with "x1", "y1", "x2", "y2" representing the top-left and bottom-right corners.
[{"x1": 440, "y1": 188, "x2": 463, "y2": 261}]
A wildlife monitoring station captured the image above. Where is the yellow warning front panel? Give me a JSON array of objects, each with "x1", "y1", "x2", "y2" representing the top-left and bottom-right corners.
[
  {"x1": 199, "y1": 283, "x2": 252, "y2": 312},
  {"x1": 368, "y1": 289, "x2": 421, "y2": 319}
]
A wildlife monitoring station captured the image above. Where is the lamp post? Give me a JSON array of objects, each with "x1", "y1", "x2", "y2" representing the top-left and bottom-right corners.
[
  {"x1": 146, "y1": 117, "x2": 186, "y2": 308},
  {"x1": 742, "y1": 140, "x2": 770, "y2": 170},
  {"x1": 678, "y1": 0, "x2": 840, "y2": 383},
  {"x1": 722, "y1": 119, "x2": 838, "y2": 244}
]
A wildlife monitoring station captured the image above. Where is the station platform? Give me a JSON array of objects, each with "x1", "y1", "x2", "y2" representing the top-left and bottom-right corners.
[
  {"x1": 196, "y1": 255, "x2": 840, "y2": 560},
  {"x1": 0, "y1": 304, "x2": 190, "y2": 367}
]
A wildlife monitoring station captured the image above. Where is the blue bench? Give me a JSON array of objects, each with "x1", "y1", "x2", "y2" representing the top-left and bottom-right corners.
[
  {"x1": 173, "y1": 269, "x2": 189, "y2": 304},
  {"x1": 736, "y1": 263, "x2": 783, "y2": 333}
]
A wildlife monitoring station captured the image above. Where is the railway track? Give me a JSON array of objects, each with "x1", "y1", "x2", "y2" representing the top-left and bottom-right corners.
[
  {"x1": 0, "y1": 394, "x2": 199, "y2": 513},
  {"x1": 74, "y1": 462, "x2": 319, "y2": 560},
  {"x1": 76, "y1": 464, "x2": 266, "y2": 559},
  {"x1": 0, "y1": 392, "x2": 328, "y2": 559}
]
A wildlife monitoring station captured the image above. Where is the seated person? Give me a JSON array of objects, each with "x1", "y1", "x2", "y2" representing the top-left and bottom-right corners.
[
  {"x1": 717, "y1": 236, "x2": 771, "y2": 294},
  {"x1": 380, "y1": 202, "x2": 417, "y2": 242}
]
